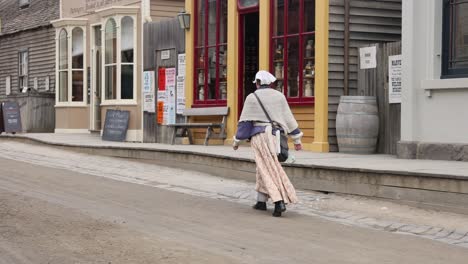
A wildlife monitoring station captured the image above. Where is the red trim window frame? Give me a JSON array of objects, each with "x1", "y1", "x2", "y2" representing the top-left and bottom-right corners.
[
  {"x1": 270, "y1": 0, "x2": 315, "y2": 106},
  {"x1": 193, "y1": 0, "x2": 228, "y2": 107}
]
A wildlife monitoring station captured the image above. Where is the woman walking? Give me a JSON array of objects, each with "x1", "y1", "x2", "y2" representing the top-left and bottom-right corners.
[{"x1": 233, "y1": 71, "x2": 303, "y2": 217}]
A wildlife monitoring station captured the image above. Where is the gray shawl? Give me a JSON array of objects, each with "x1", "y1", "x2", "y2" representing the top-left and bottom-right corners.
[{"x1": 239, "y1": 88, "x2": 299, "y2": 134}]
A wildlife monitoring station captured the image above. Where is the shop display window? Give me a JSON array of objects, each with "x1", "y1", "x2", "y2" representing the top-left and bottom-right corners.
[
  {"x1": 194, "y1": 0, "x2": 228, "y2": 106},
  {"x1": 121, "y1": 16, "x2": 134, "y2": 100},
  {"x1": 72, "y1": 28, "x2": 84, "y2": 102},
  {"x1": 57, "y1": 26, "x2": 86, "y2": 104},
  {"x1": 442, "y1": 0, "x2": 468, "y2": 78},
  {"x1": 105, "y1": 18, "x2": 117, "y2": 100},
  {"x1": 271, "y1": 0, "x2": 315, "y2": 105},
  {"x1": 103, "y1": 16, "x2": 136, "y2": 102}
]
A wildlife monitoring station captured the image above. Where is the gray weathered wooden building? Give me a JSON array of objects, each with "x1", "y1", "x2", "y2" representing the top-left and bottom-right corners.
[
  {"x1": 0, "y1": 0, "x2": 59, "y2": 132},
  {"x1": 328, "y1": 0, "x2": 402, "y2": 151}
]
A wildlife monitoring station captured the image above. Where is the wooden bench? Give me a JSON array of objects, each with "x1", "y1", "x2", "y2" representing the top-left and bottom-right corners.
[{"x1": 168, "y1": 107, "x2": 229, "y2": 145}]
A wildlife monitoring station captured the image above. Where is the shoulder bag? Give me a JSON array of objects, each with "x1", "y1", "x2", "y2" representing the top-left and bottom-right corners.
[{"x1": 253, "y1": 92, "x2": 289, "y2": 162}]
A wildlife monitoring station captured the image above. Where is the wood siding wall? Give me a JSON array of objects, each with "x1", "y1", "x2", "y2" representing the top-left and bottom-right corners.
[
  {"x1": 292, "y1": 106, "x2": 314, "y2": 144},
  {"x1": 143, "y1": 18, "x2": 185, "y2": 143},
  {"x1": 328, "y1": 0, "x2": 401, "y2": 152},
  {"x1": 150, "y1": 0, "x2": 185, "y2": 22},
  {"x1": 358, "y1": 42, "x2": 401, "y2": 155},
  {"x1": 0, "y1": 26, "x2": 56, "y2": 97}
]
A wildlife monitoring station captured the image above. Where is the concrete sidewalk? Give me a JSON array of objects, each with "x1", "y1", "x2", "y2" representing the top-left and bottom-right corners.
[
  {"x1": 2, "y1": 133, "x2": 468, "y2": 213},
  {"x1": 3, "y1": 133, "x2": 468, "y2": 178}
]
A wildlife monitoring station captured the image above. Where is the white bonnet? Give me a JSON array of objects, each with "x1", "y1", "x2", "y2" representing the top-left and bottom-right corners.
[{"x1": 253, "y1": 70, "x2": 277, "y2": 85}]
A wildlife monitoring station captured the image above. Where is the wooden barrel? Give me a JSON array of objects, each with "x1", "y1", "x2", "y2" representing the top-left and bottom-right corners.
[{"x1": 336, "y1": 96, "x2": 379, "y2": 154}]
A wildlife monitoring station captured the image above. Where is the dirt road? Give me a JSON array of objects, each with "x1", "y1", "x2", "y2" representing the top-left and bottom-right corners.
[{"x1": 0, "y1": 157, "x2": 467, "y2": 264}]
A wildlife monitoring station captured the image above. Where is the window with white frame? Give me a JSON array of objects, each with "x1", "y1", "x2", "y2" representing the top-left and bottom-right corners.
[
  {"x1": 18, "y1": 50, "x2": 28, "y2": 91},
  {"x1": 72, "y1": 28, "x2": 84, "y2": 101},
  {"x1": 104, "y1": 16, "x2": 136, "y2": 102},
  {"x1": 57, "y1": 26, "x2": 86, "y2": 104},
  {"x1": 58, "y1": 29, "x2": 68, "y2": 102}
]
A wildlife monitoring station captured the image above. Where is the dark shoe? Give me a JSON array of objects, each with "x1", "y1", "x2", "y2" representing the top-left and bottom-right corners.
[
  {"x1": 275, "y1": 200, "x2": 286, "y2": 212},
  {"x1": 252, "y1": 202, "x2": 267, "y2": 211},
  {"x1": 272, "y1": 200, "x2": 286, "y2": 217}
]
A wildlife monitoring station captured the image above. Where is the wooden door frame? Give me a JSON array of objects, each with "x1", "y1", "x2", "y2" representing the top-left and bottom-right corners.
[
  {"x1": 90, "y1": 23, "x2": 102, "y2": 131},
  {"x1": 237, "y1": 9, "x2": 260, "y2": 117}
]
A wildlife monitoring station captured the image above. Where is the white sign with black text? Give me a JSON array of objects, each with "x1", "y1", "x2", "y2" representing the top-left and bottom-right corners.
[
  {"x1": 388, "y1": 55, "x2": 402, "y2": 104},
  {"x1": 359, "y1": 46, "x2": 377, "y2": 69},
  {"x1": 143, "y1": 71, "x2": 156, "y2": 112}
]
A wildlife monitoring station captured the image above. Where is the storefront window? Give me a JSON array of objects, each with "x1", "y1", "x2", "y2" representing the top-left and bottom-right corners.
[
  {"x1": 194, "y1": 0, "x2": 228, "y2": 106},
  {"x1": 105, "y1": 18, "x2": 117, "y2": 100},
  {"x1": 103, "y1": 16, "x2": 136, "y2": 102},
  {"x1": 56, "y1": 26, "x2": 86, "y2": 104},
  {"x1": 72, "y1": 28, "x2": 84, "y2": 102},
  {"x1": 442, "y1": 0, "x2": 468, "y2": 78},
  {"x1": 121, "y1": 16, "x2": 134, "y2": 99},
  {"x1": 271, "y1": 0, "x2": 315, "y2": 104},
  {"x1": 58, "y1": 29, "x2": 68, "y2": 102}
]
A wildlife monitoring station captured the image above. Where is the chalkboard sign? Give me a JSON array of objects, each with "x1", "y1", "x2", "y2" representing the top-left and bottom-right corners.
[
  {"x1": 102, "y1": 110, "x2": 130, "y2": 142},
  {"x1": 2, "y1": 101, "x2": 22, "y2": 133}
]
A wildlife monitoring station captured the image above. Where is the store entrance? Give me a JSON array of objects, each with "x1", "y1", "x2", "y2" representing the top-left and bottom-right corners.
[{"x1": 239, "y1": 12, "x2": 259, "y2": 114}]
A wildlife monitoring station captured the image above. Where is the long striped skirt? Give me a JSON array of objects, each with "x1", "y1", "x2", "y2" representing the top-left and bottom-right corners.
[{"x1": 250, "y1": 127, "x2": 298, "y2": 204}]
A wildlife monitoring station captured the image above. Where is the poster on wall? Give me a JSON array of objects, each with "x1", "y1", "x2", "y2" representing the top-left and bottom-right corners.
[
  {"x1": 359, "y1": 46, "x2": 377, "y2": 69},
  {"x1": 178, "y1": 54, "x2": 186, "y2": 77},
  {"x1": 165, "y1": 68, "x2": 176, "y2": 125},
  {"x1": 176, "y1": 76, "x2": 186, "y2": 114},
  {"x1": 157, "y1": 67, "x2": 167, "y2": 125},
  {"x1": 177, "y1": 54, "x2": 186, "y2": 115},
  {"x1": 388, "y1": 55, "x2": 402, "y2": 104},
  {"x1": 143, "y1": 71, "x2": 155, "y2": 112},
  {"x1": 167, "y1": 85, "x2": 176, "y2": 125},
  {"x1": 156, "y1": 68, "x2": 177, "y2": 125},
  {"x1": 158, "y1": 68, "x2": 166, "y2": 91},
  {"x1": 157, "y1": 101, "x2": 164, "y2": 124},
  {"x1": 165, "y1": 68, "x2": 176, "y2": 87}
]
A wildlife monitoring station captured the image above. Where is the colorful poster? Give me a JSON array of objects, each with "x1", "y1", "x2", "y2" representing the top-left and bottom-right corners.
[
  {"x1": 388, "y1": 55, "x2": 402, "y2": 104},
  {"x1": 158, "y1": 68, "x2": 166, "y2": 91},
  {"x1": 165, "y1": 68, "x2": 176, "y2": 87},
  {"x1": 157, "y1": 101, "x2": 164, "y2": 124}
]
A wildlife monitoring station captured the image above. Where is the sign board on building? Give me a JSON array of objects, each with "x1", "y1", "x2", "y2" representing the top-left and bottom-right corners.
[
  {"x1": 102, "y1": 110, "x2": 130, "y2": 142},
  {"x1": 359, "y1": 46, "x2": 377, "y2": 69},
  {"x1": 143, "y1": 71, "x2": 155, "y2": 113},
  {"x1": 161, "y1": 50, "x2": 171, "y2": 60},
  {"x1": 2, "y1": 101, "x2": 22, "y2": 133},
  {"x1": 388, "y1": 55, "x2": 402, "y2": 104},
  {"x1": 62, "y1": 0, "x2": 137, "y2": 18}
]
